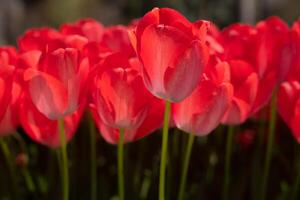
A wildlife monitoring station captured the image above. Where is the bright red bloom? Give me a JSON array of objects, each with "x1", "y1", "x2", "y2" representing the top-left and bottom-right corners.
[
  {"x1": 285, "y1": 19, "x2": 300, "y2": 82},
  {"x1": 277, "y1": 81, "x2": 300, "y2": 143},
  {"x1": 82, "y1": 25, "x2": 136, "y2": 69},
  {"x1": 277, "y1": 19, "x2": 300, "y2": 143},
  {"x1": 90, "y1": 98, "x2": 164, "y2": 144},
  {"x1": 60, "y1": 18, "x2": 104, "y2": 43},
  {"x1": 131, "y1": 8, "x2": 209, "y2": 102},
  {"x1": 20, "y1": 94, "x2": 83, "y2": 148},
  {"x1": 0, "y1": 81, "x2": 21, "y2": 136},
  {"x1": 0, "y1": 47, "x2": 20, "y2": 136},
  {"x1": 17, "y1": 27, "x2": 91, "y2": 120},
  {"x1": 22, "y1": 47, "x2": 89, "y2": 120},
  {"x1": 18, "y1": 28, "x2": 65, "y2": 52},
  {"x1": 221, "y1": 60, "x2": 259, "y2": 125},
  {"x1": 91, "y1": 52, "x2": 155, "y2": 129},
  {"x1": 172, "y1": 57, "x2": 233, "y2": 135},
  {"x1": 218, "y1": 17, "x2": 294, "y2": 117}
]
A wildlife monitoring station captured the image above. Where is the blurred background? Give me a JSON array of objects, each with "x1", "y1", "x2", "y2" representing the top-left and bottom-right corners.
[
  {"x1": 0, "y1": 0, "x2": 299, "y2": 45},
  {"x1": 0, "y1": 0, "x2": 300, "y2": 200}
]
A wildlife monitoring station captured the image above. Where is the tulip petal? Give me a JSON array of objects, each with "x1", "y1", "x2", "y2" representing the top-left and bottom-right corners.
[
  {"x1": 139, "y1": 23, "x2": 190, "y2": 100},
  {"x1": 24, "y1": 68, "x2": 68, "y2": 120}
]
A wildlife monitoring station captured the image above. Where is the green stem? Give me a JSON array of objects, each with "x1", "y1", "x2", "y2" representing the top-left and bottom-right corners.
[
  {"x1": 58, "y1": 119, "x2": 69, "y2": 200},
  {"x1": 292, "y1": 158, "x2": 300, "y2": 199},
  {"x1": 89, "y1": 113, "x2": 97, "y2": 200},
  {"x1": 22, "y1": 167, "x2": 35, "y2": 192},
  {"x1": 261, "y1": 95, "x2": 277, "y2": 200},
  {"x1": 12, "y1": 133, "x2": 36, "y2": 193},
  {"x1": 0, "y1": 138, "x2": 20, "y2": 200},
  {"x1": 118, "y1": 128, "x2": 125, "y2": 200},
  {"x1": 178, "y1": 133, "x2": 195, "y2": 200},
  {"x1": 159, "y1": 101, "x2": 171, "y2": 200},
  {"x1": 223, "y1": 126, "x2": 235, "y2": 200}
]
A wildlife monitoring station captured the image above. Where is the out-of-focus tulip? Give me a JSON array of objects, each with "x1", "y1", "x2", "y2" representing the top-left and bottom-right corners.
[
  {"x1": 0, "y1": 81, "x2": 21, "y2": 136},
  {"x1": 20, "y1": 94, "x2": 83, "y2": 148},
  {"x1": 60, "y1": 18, "x2": 104, "y2": 43},
  {"x1": 221, "y1": 60, "x2": 259, "y2": 125},
  {"x1": 0, "y1": 46, "x2": 20, "y2": 136},
  {"x1": 131, "y1": 7, "x2": 209, "y2": 102},
  {"x1": 18, "y1": 28, "x2": 65, "y2": 52},
  {"x1": 173, "y1": 58, "x2": 233, "y2": 135},
  {"x1": 277, "y1": 81, "x2": 300, "y2": 143},
  {"x1": 218, "y1": 17, "x2": 294, "y2": 117}
]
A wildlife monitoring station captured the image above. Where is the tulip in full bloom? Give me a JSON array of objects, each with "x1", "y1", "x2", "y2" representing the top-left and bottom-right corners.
[{"x1": 131, "y1": 7, "x2": 209, "y2": 102}]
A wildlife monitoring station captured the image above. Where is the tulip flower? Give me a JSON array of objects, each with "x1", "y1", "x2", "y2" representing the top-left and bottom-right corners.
[
  {"x1": 18, "y1": 28, "x2": 65, "y2": 52},
  {"x1": 91, "y1": 53, "x2": 154, "y2": 130},
  {"x1": 0, "y1": 81, "x2": 21, "y2": 137},
  {"x1": 173, "y1": 57, "x2": 233, "y2": 200},
  {"x1": 221, "y1": 60, "x2": 259, "y2": 125},
  {"x1": 173, "y1": 58, "x2": 233, "y2": 136},
  {"x1": 132, "y1": 8, "x2": 209, "y2": 102},
  {"x1": 90, "y1": 97, "x2": 164, "y2": 144},
  {"x1": 60, "y1": 18, "x2": 104, "y2": 43},
  {"x1": 22, "y1": 48, "x2": 89, "y2": 120},
  {"x1": 91, "y1": 51, "x2": 159, "y2": 199},
  {"x1": 20, "y1": 94, "x2": 83, "y2": 148},
  {"x1": 0, "y1": 47, "x2": 19, "y2": 135},
  {"x1": 18, "y1": 27, "x2": 90, "y2": 200},
  {"x1": 131, "y1": 8, "x2": 210, "y2": 199},
  {"x1": 277, "y1": 19, "x2": 300, "y2": 143}
]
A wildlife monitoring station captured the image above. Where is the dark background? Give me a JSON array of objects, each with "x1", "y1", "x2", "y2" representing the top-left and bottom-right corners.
[{"x1": 0, "y1": 0, "x2": 299, "y2": 45}]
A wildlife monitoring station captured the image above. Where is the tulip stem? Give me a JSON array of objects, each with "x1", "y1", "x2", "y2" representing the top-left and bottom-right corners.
[
  {"x1": 223, "y1": 126, "x2": 235, "y2": 200},
  {"x1": 292, "y1": 150, "x2": 300, "y2": 200},
  {"x1": 261, "y1": 95, "x2": 277, "y2": 200},
  {"x1": 58, "y1": 119, "x2": 69, "y2": 200},
  {"x1": 118, "y1": 128, "x2": 125, "y2": 200},
  {"x1": 178, "y1": 133, "x2": 195, "y2": 200},
  {"x1": 0, "y1": 138, "x2": 20, "y2": 200},
  {"x1": 159, "y1": 101, "x2": 171, "y2": 200},
  {"x1": 89, "y1": 113, "x2": 97, "y2": 200}
]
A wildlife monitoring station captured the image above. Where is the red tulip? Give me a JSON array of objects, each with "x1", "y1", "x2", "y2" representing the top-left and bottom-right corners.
[
  {"x1": 60, "y1": 18, "x2": 104, "y2": 43},
  {"x1": 131, "y1": 7, "x2": 209, "y2": 102},
  {"x1": 22, "y1": 47, "x2": 89, "y2": 120},
  {"x1": 172, "y1": 57, "x2": 233, "y2": 135},
  {"x1": 90, "y1": 98, "x2": 164, "y2": 144},
  {"x1": 91, "y1": 52, "x2": 155, "y2": 129},
  {"x1": 0, "y1": 46, "x2": 20, "y2": 135},
  {"x1": 277, "y1": 19, "x2": 300, "y2": 143},
  {"x1": 82, "y1": 25, "x2": 136, "y2": 69},
  {"x1": 221, "y1": 60, "x2": 259, "y2": 125},
  {"x1": 277, "y1": 81, "x2": 300, "y2": 143},
  {"x1": 218, "y1": 17, "x2": 294, "y2": 116},
  {"x1": 285, "y1": 19, "x2": 300, "y2": 82},
  {"x1": 20, "y1": 94, "x2": 83, "y2": 147},
  {"x1": 18, "y1": 28, "x2": 65, "y2": 52}
]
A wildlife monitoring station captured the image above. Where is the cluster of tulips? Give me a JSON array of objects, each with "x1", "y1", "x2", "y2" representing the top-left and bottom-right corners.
[{"x1": 1, "y1": 6, "x2": 300, "y2": 200}]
